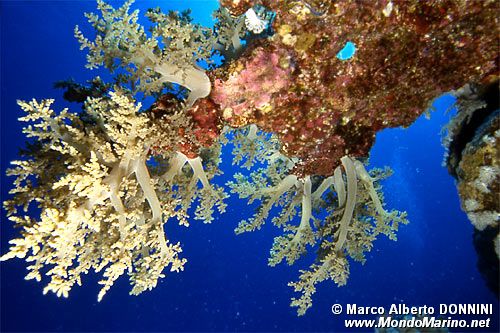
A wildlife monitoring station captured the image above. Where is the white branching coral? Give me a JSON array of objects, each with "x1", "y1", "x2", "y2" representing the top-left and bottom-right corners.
[
  {"x1": 213, "y1": 7, "x2": 247, "y2": 58},
  {"x1": 229, "y1": 149, "x2": 408, "y2": 315},
  {"x1": 2, "y1": 91, "x2": 226, "y2": 300},
  {"x1": 74, "y1": 0, "x2": 269, "y2": 105},
  {"x1": 228, "y1": 144, "x2": 300, "y2": 234},
  {"x1": 228, "y1": 124, "x2": 281, "y2": 169},
  {"x1": 74, "y1": 0, "x2": 215, "y2": 105},
  {"x1": 2, "y1": 0, "x2": 408, "y2": 317},
  {"x1": 155, "y1": 150, "x2": 228, "y2": 225},
  {"x1": 212, "y1": 5, "x2": 273, "y2": 61},
  {"x1": 288, "y1": 157, "x2": 408, "y2": 315}
]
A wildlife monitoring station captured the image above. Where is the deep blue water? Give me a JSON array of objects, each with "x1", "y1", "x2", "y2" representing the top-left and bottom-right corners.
[{"x1": 1, "y1": 1, "x2": 498, "y2": 332}]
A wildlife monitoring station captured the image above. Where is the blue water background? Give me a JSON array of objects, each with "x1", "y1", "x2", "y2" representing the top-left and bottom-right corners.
[{"x1": 1, "y1": 1, "x2": 498, "y2": 332}]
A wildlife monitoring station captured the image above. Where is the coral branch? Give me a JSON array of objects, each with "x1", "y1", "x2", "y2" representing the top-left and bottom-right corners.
[
  {"x1": 1, "y1": 90, "x2": 226, "y2": 300},
  {"x1": 230, "y1": 153, "x2": 408, "y2": 315}
]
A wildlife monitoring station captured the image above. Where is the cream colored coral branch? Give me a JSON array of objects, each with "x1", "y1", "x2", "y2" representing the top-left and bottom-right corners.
[{"x1": 2, "y1": 90, "x2": 227, "y2": 301}]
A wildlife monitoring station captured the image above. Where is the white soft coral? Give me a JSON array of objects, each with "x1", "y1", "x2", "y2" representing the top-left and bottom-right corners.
[
  {"x1": 2, "y1": 90, "x2": 227, "y2": 301},
  {"x1": 244, "y1": 8, "x2": 267, "y2": 34}
]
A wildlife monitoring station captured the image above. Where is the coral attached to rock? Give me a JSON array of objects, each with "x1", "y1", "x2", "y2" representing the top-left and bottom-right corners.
[
  {"x1": 213, "y1": 0, "x2": 499, "y2": 176},
  {"x1": 2, "y1": 90, "x2": 226, "y2": 300},
  {"x1": 229, "y1": 131, "x2": 407, "y2": 315},
  {"x1": 2, "y1": 0, "x2": 499, "y2": 316}
]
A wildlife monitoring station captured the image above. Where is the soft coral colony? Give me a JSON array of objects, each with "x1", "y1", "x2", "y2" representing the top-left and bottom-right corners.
[{"x1": 2, "y1": 0, "x2": 498, "y2": 315}]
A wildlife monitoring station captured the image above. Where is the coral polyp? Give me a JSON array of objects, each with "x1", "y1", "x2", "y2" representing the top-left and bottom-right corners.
[{"x1": 1, "y1": 0, "x2": 498, "y2": 316}]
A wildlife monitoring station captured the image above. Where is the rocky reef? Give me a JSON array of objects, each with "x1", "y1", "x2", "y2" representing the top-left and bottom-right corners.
[
  {"x1": 443, "y1": 80, "x2": 499, "y2": 296},
  {"x1": 215, "y1": 0, "x2": 498, "y2": 176}
]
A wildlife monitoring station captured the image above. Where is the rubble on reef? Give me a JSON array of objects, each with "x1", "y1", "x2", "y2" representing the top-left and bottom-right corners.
[{"x1": 1, "y1": 0, "x2": 498, "y2": 315}]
